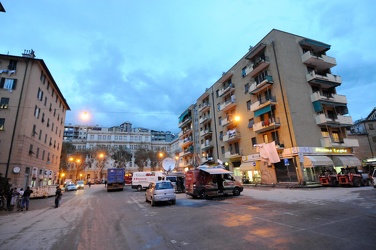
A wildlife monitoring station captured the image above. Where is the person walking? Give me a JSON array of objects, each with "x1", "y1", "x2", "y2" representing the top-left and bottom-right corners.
[
  {"x1": 55, "y1": 186, "x2": 62, "y2": 208},
  {"x1": 20, "y1": 186, "x2": 33, "y2": 211},
  {"x1": 104, "y1": 180, "x2": 107, "y2": 188},
  {"x1": 6, "y1": 188, "x2": 13, "y2": 211}
]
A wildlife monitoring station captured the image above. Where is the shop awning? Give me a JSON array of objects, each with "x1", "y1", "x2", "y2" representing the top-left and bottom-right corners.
[
  {"x1": 239, "y1": 162, "x2": 256, "y2": 171},
  {"x1": 332, "y1": 156, "x2": 361, "y2": 167},
  {"x1": 303, "y1": 156, "x2": 333, "y2": 168},
  {"x1": 200, "y1": 168, "x2": 233, "y2": 175}
]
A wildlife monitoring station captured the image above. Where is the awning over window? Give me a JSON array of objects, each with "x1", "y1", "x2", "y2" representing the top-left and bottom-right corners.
[
  {"x1": 332, "y1": 156, "x2": 361, "y2": 167},
  {"x1": 303, "y1": 156, "x2": 333, "y2": 168},
  {"x1": 178, "y1": 109, "x2": 190, "y2": 123},
  {"x1": 254, "y1": 105, "x2": 271, "y2": 117},
  {"x1": 239, "y1": 162, "x2": 257, "y2": 171},
  {"x1": 200, "y1": 168, "x2": 233, "y2": 175},
  {"x1": 299, "y1": 38, "x2": 331, "y2": 53}
]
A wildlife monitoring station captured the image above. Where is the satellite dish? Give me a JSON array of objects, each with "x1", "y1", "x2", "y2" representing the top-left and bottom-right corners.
[{"x1": 162, "y1": 157, "x2": 175, "y2": 171}]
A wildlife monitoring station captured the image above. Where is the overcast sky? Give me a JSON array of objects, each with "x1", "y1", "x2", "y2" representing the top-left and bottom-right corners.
[{"x1": 1, "y1": 0, "x2": 375, "y2": 133}]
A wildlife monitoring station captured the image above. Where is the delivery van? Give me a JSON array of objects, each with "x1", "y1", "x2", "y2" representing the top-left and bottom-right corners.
[
  {"x1": 131, "y1": 171, "x2": 166, "y2": 191},
  {"x1": 185, "y1": 165, "x2": 243, "y2": 198}
]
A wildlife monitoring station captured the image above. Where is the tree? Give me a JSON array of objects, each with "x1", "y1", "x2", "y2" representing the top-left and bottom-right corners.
[
  {"x1": 60, "y1": 142, "x2": 76, "y2": 174},
  {"x1": 110, "y1": 147, "x2": 132, "y2": 169}
]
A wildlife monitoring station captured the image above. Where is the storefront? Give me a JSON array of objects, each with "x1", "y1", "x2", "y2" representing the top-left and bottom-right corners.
[{"x1": 236, "y1": 154, "x2": 261, "y2": 184}]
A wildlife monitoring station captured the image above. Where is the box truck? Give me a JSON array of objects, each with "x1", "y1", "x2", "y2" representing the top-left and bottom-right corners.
[{"x1": 107, "y1": 168, "x2": 125, "y2": 191}]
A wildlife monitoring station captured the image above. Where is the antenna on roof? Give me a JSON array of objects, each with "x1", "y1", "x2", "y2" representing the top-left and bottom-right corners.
[{"x1": 22, "y1": 49, "x2": 35, "y2": 58}]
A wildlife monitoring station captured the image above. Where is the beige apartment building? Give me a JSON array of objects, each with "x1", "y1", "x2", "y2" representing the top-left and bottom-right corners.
[
  {"x1": 178, "y1": 29, "x2": 360, "y2": 185},
  {"x1": 0, "y1": 50, "x2": 70, "y2": 189}
]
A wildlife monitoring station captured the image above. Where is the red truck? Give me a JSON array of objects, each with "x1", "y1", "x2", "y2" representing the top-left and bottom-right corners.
[{"x1": 185, "y1": 165, "x2": 243, "y2": 198}]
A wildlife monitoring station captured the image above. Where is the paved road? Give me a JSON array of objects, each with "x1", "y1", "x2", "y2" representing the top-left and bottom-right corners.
[{"x1": 0, "y1": 185, "x2": 375, "y2": 250}]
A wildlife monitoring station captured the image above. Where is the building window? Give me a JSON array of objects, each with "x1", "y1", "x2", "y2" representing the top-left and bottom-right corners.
[
  {"x1": 246, "y1": 100, "x2": 252, "y2": 111},
  {"x1": 248, "y1": 119, "x2": 254, "y2": 128},
  {"x1": 29, "y1": 144, "x2": 34, "y2": 155},
  {"x1": 219, "y1": 131, "x2": 223, "y2": 140},
  {"x1": 98, "y1": 135, "x2": 102, "y2": 140},
  {"x1": 39, "y1": 130, "x2": 42, "y2": 140},
  {"x1": 32, "y1": 124, "x2": 37, "y2": 136},
  {"x1": 0, "y1": 98, "x2": 9, "y2": 109},
  {"x1": 251, "y1": 137, "x2": 257, "y2": 147},
  {"x1": 244, "y1": 82, "x2": 249, "y2": 93},
  {"x1": 0, "y1": 118, "x2": 5, "y2": 130},
  {"x1": 34, "y1": 106, "x2": 40, "y2": 118},
  {"x1": 8, "y1": 60, "x2": 17, "y2": 70},
  {"x1": 241, "y1": 67, "x2": 247, "y2": 77},
  {"x1": 221, "y1": 146, "x2": 225, "y2": 154},
  {"x1": 37, "y1": 88, "x2": 43, "y2": 101},
  {"x1": 0, "y1": 78, "x2": 17, "y2": 90},
  {"x1": 36, "y1": 148, "x2": 40, "y2": 158},
  {"x1": 44, "y1": 97, "x2": 47, "y2": 106},
  {"x1": 369, "y1": 124, "x2": 374, "y2": 130}
]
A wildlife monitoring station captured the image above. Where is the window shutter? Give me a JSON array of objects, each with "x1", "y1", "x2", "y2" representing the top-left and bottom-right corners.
[{"x1": 12, "y1": 79, "x2": 17, "y2": 90}]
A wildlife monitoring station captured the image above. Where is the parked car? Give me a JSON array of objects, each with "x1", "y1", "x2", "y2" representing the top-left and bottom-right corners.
[
  {"x1": 145, "y1": 181, "x2": 176, "y2": 206},
  {"x1": 76, "y1": 181, "x2": 85, "y2": 189},
  {"x1": 65, "y1": 183, "x2": 77, "y2": 191}
]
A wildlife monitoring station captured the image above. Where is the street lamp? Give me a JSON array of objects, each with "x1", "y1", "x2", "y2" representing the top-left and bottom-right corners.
[{"x1": 158, "y1": 152, "x2": 164, "y2": 172}]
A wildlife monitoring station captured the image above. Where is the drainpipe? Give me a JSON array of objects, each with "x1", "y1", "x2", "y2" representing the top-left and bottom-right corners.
[{"x1": 210, "y1": 87, "x2": 220, "y2": 161}]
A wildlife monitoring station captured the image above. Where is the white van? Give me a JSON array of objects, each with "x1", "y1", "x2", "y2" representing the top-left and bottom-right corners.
[{"x1": 131, "y1": 172, "x2": 166, "y2": 191}]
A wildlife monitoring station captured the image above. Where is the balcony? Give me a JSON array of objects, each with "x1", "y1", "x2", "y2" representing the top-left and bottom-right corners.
[
  {"x1": 178, "y1": 159, "x2": 194, "y2": 168},
  {"x1": 320, "y1": 137, "x2": 359, "y2": 148},
  {"x1": 225, "y1": 151, "x2": 242, "y2": 160},
  {"x1": 199, "y1": 115, "x2": 211, "y2": 124},
  {"x1": 179, "y1": 150, "x2": 194, "y2": 158},
  {"x1": 306, "y1": 71, "x2": 342, "y2": 88},
  {"x1": 310, "y1": 92, "x2": 347, "y2": 106},
  {"x1": 178, "y1": 116, "x2": 192, "y2": 128},
  {"x1": 219, "y1": 97, "x2": 236, "y2": 112},
  {"x1": 301, "y1": 51, "x2": 336, "y2": 70},
  {"x1": 315, "y1": 114, "x2": 353, "y2": 126},
  {"x1": 199, "y1": 102, "x2": 210, "y2": 113},
  {"x1": 253, "y1": 117, "x2": 281, "y2": 133},
  {"x1": 249, "y1": 56, "x2": 270, "y2": 77},
  {"x1": 221, "y1": 117, "x2": 234, "y2": 127},
  {"x1": 223, "y1": 130, "x2": 241, "y2": 143},
  {"x1": 250, "y1": 96, "x2": 277, "y2": 113},
  {"x1": 218, "y1": 83, "x2": 235, "y2": 97},
  {"x1": 200, "y1": 130, "x2": 212, "y2": 137},
  {"x1": 201, "y1": 141, "x2": 214, "y2": 150},
  {"x1": 179, "y1": 138, "x2": 193, "y2": 148},
  {"x1": 249, "y1": 75, "x2": 274, "y2": 95},
  {"x1": 179, "y1": 128, "x2": 192, "y2": 138}
]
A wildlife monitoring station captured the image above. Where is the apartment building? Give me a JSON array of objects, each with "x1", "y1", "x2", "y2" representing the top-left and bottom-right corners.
[
  {"x1": 0, "y1": 50, "x2": 70, "y2": 188},
  {"x1": 179, "y1": 29, "x2": 360, "y2": 185},
  {"x1": 348, "y1": 108, "x2": 376, "y2": 166}
]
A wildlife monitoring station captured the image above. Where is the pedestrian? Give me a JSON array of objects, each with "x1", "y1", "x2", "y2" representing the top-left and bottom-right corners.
[
  {"x1": 6, "y1": 188, "x2": 13, "y2": 211},
  {"x1": 11, "y1": 188, "x2": 19, "y2": 207},
  {"x1": 20, "y1": 186, "x2": 33, "y2": 211},
  {"x1": 104, "y1": 180, "x2": 107, "y2": 188},
  {"x1": 88, "y1": 181, "x2": 91, "y2": 188},
  {"x1": 55, "y1": 186, "x2": 62, "y2": 208}
]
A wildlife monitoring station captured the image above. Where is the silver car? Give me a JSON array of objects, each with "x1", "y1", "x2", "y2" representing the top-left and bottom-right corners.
[{"x1": 145, "y1": 181, "x2": 176, "y2": 206}]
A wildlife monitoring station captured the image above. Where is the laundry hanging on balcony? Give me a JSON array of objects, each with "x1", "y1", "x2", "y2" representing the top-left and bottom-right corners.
[{"x1": 254, "y1": 141, "x2": 280, "y2": 164}]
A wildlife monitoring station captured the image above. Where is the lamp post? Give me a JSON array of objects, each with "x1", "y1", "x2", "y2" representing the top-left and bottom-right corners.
[{"x1": 158, "y1": 152, "x2": 164, "y2": 172}]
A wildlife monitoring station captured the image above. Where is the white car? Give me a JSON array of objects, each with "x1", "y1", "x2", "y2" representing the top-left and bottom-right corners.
[
  {"x1": 65, "y1": 183, "x2": 77, "y2": 191},
  {"x1": 145, "y1": 181, "x2": 176, "y2": 206}
]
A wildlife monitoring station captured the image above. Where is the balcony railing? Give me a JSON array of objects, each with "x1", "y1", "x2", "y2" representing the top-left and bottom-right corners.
[
  {"x1": 301, "y1": 51, "x2": 336, "y2": 70},
  {"x1": 198, "y1": 102, "x2": 210, "y2": 113},
  {"x1": 250, "y1": 96, "x2": 277, "y2": 112},
  {"x1": 199, "y1": 115, "x2": 211, "y2": 124},
  {"x1": 201, "y1": 141, "x2": 213, "y2": 150},
  {"x1": 219, "y1": 96, "x2": 236, "y2": 112},
  {"x1": 223, "y1": 131, "x2": 241, "y2": 142},
  {"x1": 306, "y1": 71, "x2": 342, "y2": 88},
  {"x1": 225, "y1": 151, "x2": 242, "y2": 159},
  {"x1": 310, "y1": 92, "x2": 347, "y2": 105},
  {"x1": 248, "y1": 75, "x2": 273, "y2": 95},
  {"x1": 218, "y1": 83, "x2": 235, "y2": 97},
  {"x1": 315, "y1": 113, "x2": 353, "y2": 126},
  {"x1": 253, "y1": 117, "x2": 281, "y2": 133},
  {"x1": 249, "y1": 56, "x2": 270, "y2": 77},
  {"x1": 179, "y1": 138, "x2": 193, "y2": 148},
  {"x1": 320, "y1": 137, "x2": 359, "y2": 148},
  {"x1": 179, "y1": 116, "x2": 192, "y2": 128},
  {"x1": 200, "y1": 130, "x2": 212, "y2": 137}
]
